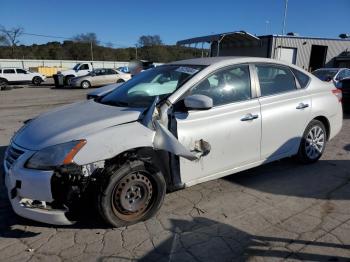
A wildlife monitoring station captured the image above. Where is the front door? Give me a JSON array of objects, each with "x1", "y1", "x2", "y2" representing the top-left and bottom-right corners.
[
  {"x1": 174, "y1": 64, "x2": 262, "y2": 184},
  {"x1": 16, "y1": 69, "x2": 32, "y2": 82}
]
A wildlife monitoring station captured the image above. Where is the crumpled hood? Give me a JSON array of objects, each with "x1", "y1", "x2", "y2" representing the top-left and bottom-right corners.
[{"x1": 13, "y1": 100, "x2": 144, "y2": 150}]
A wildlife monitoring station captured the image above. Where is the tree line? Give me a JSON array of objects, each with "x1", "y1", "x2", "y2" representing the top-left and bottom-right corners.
[{"x1": 0, "y1": 27, "x2": 207, "y2": 62}]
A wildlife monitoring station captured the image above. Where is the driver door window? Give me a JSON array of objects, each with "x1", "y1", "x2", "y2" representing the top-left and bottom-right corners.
[
  {"x1": 79, "y1": 64, "x2": 89, "y2": 70},
  {"x1": 190, "y1": 65, "x2": 251, "y2": 106}
]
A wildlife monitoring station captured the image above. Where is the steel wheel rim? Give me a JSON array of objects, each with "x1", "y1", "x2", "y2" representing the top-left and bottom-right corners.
[
  {"x1": 82, "y1": 82, "x2": 89, "y2": 88},
  {"x1": 305, "y1": 126, "x2": 325, "y2": 159},
  {"x1": 112, "y1": 171, "x2": 153, "y2": 221}
]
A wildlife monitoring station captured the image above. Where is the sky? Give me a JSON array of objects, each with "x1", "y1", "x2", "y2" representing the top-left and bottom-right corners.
[{"x1": 1, "y1": 0, "x2": 350, "y2": 47}]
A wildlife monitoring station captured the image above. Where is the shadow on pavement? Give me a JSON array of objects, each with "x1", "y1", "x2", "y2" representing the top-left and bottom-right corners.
[
  {"x1": 226, "y1": 158, "x2": 350, "y2": 200},
  {"x1": 98, "y1": 217, "x2": 350, "y2": 262}
]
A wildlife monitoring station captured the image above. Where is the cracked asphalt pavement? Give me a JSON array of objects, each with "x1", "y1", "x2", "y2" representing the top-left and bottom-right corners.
[{"x1": 0, "y1": 86, "x2": 350, "y2": 262}]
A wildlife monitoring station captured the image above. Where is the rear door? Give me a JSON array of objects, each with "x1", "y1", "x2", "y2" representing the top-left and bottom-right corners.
[
  {"x1": 174, "y1": 64, "x2": 262, "y2": 184},
  {"x1": 104, "y1": 69, "x2": 118, "y2": 84},
  {"x1": 255, "y1": 64, "x2": 311, "y2": 161}
]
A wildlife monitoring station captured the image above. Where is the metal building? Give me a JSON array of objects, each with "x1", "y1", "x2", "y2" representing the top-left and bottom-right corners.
[{"x1": 177, "y1": 31, "x2": 350, "y2": 71}]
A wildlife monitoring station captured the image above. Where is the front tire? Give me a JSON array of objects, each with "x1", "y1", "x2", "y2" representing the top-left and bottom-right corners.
[
  {"x1": 81, "y1": 80, "x2": 91, "y2": 89},
  {"x1": 97, "y1": 160, "x2": 166, "y2": 227},
  {"x1": 32, "y1": 76, "x2": 42, "y2": 86},
  {"x1": 297, "y1": 120, "x2": 327, "y2": 163},
  {"x1": 117, "y1": 79, "x2": 125, "y2": 84}
]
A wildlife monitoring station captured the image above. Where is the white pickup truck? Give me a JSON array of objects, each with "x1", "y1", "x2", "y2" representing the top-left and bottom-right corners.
[{"x1": 53, "y1": 62, "x2": 93, "y2": 87}]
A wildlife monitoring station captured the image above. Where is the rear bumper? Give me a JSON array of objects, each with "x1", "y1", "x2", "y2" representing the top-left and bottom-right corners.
[{"x1": 328, "y1": 103, "x2": 343, "y2": 140}]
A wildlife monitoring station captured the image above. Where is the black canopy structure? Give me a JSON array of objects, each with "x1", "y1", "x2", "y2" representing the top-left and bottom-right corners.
[{"x1": 177, "y1": 31, "x2": 260, "y2": 56}]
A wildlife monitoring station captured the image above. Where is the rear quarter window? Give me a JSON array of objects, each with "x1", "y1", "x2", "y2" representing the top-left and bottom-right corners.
[{"x1": 291, "y1": 68, "x2": 310, "y2": 88}]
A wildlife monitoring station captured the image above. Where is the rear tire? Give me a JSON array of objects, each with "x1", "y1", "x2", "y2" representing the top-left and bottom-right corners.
[
  {"x1": 97, "y1": 160, "x2": 166, "y2": 227},
  {"x1": 81, "y1": 80, "x2": 91, "y2": 89},
  {"x1": 64, "y1": 75, "x2": 74, "y2": 86},
  {"x1": 297, "y1": 120, "x2": 327, "y2": 164},
  {"x1": 32, "y1": 76, "x2": 42, "y2": 86},
  {"x1": 0, "y1": 78, "x2": 8, "y2": 90}
]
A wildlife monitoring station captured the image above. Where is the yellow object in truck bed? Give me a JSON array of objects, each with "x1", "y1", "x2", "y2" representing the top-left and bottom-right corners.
[{"x1": 29, "y1": 67, "x2": 67, "y2": 77}]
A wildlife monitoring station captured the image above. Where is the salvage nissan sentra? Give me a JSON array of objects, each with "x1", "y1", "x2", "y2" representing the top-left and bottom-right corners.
[{"x1": 4, "y1": 57, "x2": 343, "y2": 227}]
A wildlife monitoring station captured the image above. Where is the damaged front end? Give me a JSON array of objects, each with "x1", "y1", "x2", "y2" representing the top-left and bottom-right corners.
[{"x1": 50, "y1": 161, "x2": 104, "y2": 220}]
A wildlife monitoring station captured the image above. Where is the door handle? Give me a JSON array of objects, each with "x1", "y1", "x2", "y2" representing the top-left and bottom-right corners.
[
  {"x1": 241, "y1": 113, "x2": 259, "y2": 121},
  {"x1": 296, "y1": 103, "x2": 309, "y2": 109}
]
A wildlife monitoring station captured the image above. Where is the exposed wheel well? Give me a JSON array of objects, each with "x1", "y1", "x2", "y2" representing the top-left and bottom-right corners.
[
  {"x1": 0, "y1": 77, "x2": 8, "y2": 83},
  {"x1": 313, "y1": 116, "x2": 330, "y2": 140},
  {"x1": 105, "y1": 147, "x2": 175, "y2": 191}
]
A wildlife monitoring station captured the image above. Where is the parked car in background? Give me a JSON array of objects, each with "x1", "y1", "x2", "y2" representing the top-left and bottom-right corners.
[
  {"x1": 312, "y1": 68, "x2": 350, "y2": 87},
  {"x1": 117, "y1": 66, "x2": 130, "y2": 73},
  {"x1": 69, "y1": 68, "x2": 131, "y2": 89},
  {"x1": 86, "y1": 83, "x2": 123, "y2": 99},
  {"x1": 129, "y1": 60, "x2": 155, "y2": 76},
  {"x1": 4, "y1": 57, "x2": 343, "y2": 227},
  {"x1": 0, "y1": 68, "x2": 46, "y2": 86}
]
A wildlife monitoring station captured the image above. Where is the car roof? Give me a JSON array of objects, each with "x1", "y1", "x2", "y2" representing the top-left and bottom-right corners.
[
  {"x1": 0, "y1": 67, "x2": 23, "y2": 69},
  {"x1": 168, "y1": 56, "x2": 293, "y2": 67},
  {"x1": 314, "y1": 68, "x2": 346, "y2": 71}
]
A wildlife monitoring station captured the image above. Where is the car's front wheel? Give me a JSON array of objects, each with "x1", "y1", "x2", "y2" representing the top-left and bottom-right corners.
[
  {"x1": 117, "y1": 79, "x2": 125, "y2": 84},
  {"x1": 97, "y1": 160, "x2": 166, "y2": 227},
  {"x1": 297, "y1": 120, "x2": 327, "y2": 163},
  {"x1": 32, "y1": 76, "x2": 42, "y2": 86}
]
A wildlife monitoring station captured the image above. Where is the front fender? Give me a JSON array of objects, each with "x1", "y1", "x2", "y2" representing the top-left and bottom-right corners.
[{"x1": 73, "y1": 121, "x2": 155, "y2": 165}]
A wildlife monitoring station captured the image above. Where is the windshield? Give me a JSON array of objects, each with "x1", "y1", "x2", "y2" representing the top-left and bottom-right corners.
[
  {"x1": 98, "y1": 64, "x2": 205, "y2": 107},
  {"x1": 312, "y1": 69, "x2": 338, "y2": 81},
  {"x1": 73, "y1": 63, "x2": 81, "y2": 70}
]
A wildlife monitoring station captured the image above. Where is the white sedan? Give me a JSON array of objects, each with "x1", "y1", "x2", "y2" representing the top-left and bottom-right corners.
[
  {"x1": 0, "y1": 68, "x2": 46, "y2": 86},
  {"x1": 4, "y1": 57, "x2": 343, "y2": 227}
]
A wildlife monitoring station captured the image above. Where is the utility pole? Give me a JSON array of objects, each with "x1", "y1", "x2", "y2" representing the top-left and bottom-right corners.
[
  {"x1": 135, "y1": 44, "x2": 138, "y2": 59},
  {"x1": 279, "y1": 0, "x2": 288, "y2": 59},
  {"x1": 90, "y1": 41, "x2": 94, "y2": 62},
  {"x1": 265, "y1": 20, "x2": 270, "y2": 35}
]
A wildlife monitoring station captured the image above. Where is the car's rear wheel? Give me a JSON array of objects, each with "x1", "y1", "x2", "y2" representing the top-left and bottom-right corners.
[
  {"x1": 117, "y1": 79, "x2": 125, "y2": 83},
  {"x1": 97, "y1": 160, "x2": 166, "y2": 227},
  {"x1": 297, "y1": 120, "x2": 327, "y2": 163},
  {"x1": 32, "y1": 76, "x2": 42, "y2": 86},
  {"x1": 0, "y1": 78, "x2": 8, "y2": 90},
  {"x1": 81, "y1": 80, "x2": 91, "y2": 89},
  {"x1": 64, "y1": 75, "x2": 74, "y2": 86}
]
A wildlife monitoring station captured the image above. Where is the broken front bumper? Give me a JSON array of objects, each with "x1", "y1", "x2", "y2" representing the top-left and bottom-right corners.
[{"x1": 4, "y1": 145, "x2": 74, "y2": 225}]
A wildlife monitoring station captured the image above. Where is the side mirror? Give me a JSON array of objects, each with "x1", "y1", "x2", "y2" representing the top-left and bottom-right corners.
[{"x1": 184, "y1": 94, "x2": 213, "y2": 110}]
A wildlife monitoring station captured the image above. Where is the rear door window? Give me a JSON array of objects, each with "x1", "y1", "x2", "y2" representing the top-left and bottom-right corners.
[
  {"x1": 3, "y1": 69, "x2": 16, "y2": 74},
  {"x1": 256, "y1": 64, "x2": 297, "y2": 96},
  {"x1": 291, "y1": 68, "x2": 310, "y2": 88}
]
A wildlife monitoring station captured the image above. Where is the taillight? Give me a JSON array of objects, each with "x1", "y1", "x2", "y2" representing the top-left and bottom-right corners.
[{"x1": 332, "y1": 88, "x2": 342, "y2": 102}]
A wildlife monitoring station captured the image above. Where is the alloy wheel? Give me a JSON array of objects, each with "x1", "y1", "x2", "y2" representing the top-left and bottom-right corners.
[{"x1": 305, "y1": 125, "x2": 325, "y2": 159}]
